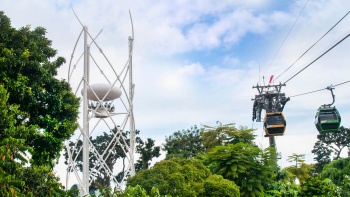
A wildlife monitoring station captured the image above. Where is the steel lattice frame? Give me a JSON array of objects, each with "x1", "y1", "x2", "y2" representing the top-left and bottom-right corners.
[
  {"x1": 65, "y1": 12, "x2": 135, "y2": 196},
  {"x1": 252, "y1": 83, "x2": 289, "y2": 153}
]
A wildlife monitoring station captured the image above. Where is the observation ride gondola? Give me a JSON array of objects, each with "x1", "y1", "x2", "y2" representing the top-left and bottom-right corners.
[
  {"x1": 263, "y1": 111, "x2": 287, "y2": 136},
  {"x1": 314, "y1": 86, "x2": 341, "y2": 133}
]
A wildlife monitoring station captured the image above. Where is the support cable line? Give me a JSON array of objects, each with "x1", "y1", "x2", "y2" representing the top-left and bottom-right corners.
[
  {"x1": 283, "y1": 31, "x2": 350, "y2": 84},
  {"x1": 275, "y1": 9, "x2": 350, "y2": 81},
  {"x1": 263, "y1": 0, "x2": 309, "y2": 76},
  {"x1": 289, "y1": 80, "x2": 350, "y2": 97}
]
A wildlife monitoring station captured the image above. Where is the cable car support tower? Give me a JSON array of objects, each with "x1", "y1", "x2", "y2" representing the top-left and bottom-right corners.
[{"x1": 252, "y1": 83, "x2": 290, "y2": 151}]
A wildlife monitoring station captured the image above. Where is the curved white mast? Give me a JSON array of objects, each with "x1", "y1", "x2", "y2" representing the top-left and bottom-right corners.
[{"x1": 66, "y1": 10, "x2": 136, "y2": 195}]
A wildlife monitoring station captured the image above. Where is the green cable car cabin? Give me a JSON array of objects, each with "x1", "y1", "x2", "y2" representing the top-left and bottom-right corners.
[
  {"x1": 314, "y1": 106, "x2": 341, "y2": 133},
  {"x1": 263, "y1": 112, "x2": 286, "y2": 136}
]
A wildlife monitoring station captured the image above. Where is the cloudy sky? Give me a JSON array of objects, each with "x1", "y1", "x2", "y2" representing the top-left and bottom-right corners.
[{"x1": 2, "y1": 0, "x2": 350, "y2": 185}]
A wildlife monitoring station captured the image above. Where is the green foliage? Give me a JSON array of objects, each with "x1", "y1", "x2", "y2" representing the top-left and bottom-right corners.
[
  {"x1": 341, "y1": 175, "x2": 350, "y2": 197},
  {"x1": 197, "y1": 174, "x2": 240, "y2": 197},
  {"x1": 0, "y1": 11, "x2": 80, "y2": 167},
  {"x1": 128, "y1": 158, "x2": 236, "y2": 196},
  {"x1": 65, "y1": 129, "x2": 160, "y2": 189},
  {"x1": 289, "y1": 163, "x2": 315, "y2": 184},
  {"x1": 202, "y1": 143, "x2": 276, "y2": 197},
  {"x1": 201, "y1": 122, "x2": 256, "y2": 151},
  {"x1": 66, "y1": 187, "x2": 80, "y2": 197},
  {"x1": 287, "y1": 153, "x2": 306, "y2": 168},
  {"x1": 118, "y1": 185, "x2": 160, "y2": 197},
  {"x1": 285, "y1": 154, "x2": 314, "y2": 184},
  {"x1": 18, "y1": 165, "x2": 67, "y2": 197},
  {"x1": 320, "y1": 157, "x2": 350, "y2": 196},
  {"x1": 135, "y1": 138, "x2": 161, "y2": 171},
  {"x1": 312, "y1": 127, "x2": 350, "y2": 173},
  {"x1": 163, "y1": 125, "x2": 204, "y2": 159},
  {"x1": 0, "y1": 84, "x2": 70, "y2": 196},
  {"x1": 65, "y1": 129, "x2": 124, "y2": 188},
  {"x1": 298, "y1": 176, "x2": 338, "y2": 197},
  {"x1": 121, "y1": 185, "x2": 148, "y2": 197},
  {"x1": 89, "y1": 185, "x2": 164, "y2": 197},
  {"x1": 0, "y1": 12, "x2": 79, "y2": 196},
  {"x1": 264, "y1": 181, "x2": 299, "y2": 197},
  {"x1": 0, "y1": 85, "x2": 32, "y2": 196}
]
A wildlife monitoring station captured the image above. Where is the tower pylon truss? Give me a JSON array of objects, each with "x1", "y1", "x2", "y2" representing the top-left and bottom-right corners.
[
  {"x1": 252, "y1": 83, "x2": 289, "y2": 122},
  {"x1": 65, "y1": 12, "x2": 135, "y2": 195},
  {"x1": 251, "y1": 83, "x2": 289, "y2": 152}
]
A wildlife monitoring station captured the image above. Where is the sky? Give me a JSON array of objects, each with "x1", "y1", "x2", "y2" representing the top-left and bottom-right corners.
[{"x1": 2, "y1": 0, "x2": 350, "y2": 188}]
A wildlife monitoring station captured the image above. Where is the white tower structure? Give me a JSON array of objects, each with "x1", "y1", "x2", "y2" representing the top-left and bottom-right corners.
[{"x1": 65, "y1": 11, "x2": 135, "y2": 196}]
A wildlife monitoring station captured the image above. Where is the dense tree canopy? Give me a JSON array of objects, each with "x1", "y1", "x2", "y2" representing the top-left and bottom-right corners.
[
  {"x1": 0, "y1": 85, "x2": 33, "y2": 196},
  {"x1": 162, "y1": 125, "x2": 204, "y2": 159},
  {"x1": 298, "y1": 176, "x2": 338, "y2": 197},
  {"x1": 320, "y1": 157, "x2": 350, "y2": 195},
  {"x1": 162, "y1": 123, "x2": 256, "y2": 160},
  {"x1": 197, "y1": 174, "x2": 240, "y2": 197},
  {"x1": 285, "y1": 153, "x2": 314, "y2": 184},
  {"x1": 0, "y1": 11, "x2": 80, "y2": 196},
  {"x1": 127, "y1": 157, "x2": 240, "y2": 196},
  {"x1": 0, "y1": 85, "x2": 73, "y2": 196},
  {"x1": 312, "y1": 127, "x2": 350, "y2": 173},
  {"x1": 202, "y1": 143, "x2": 277, "y2": 197},
  {"x1": 201, "y1": 122, "x2": 256, "y2": 151},
  {"x1": 0, "y1": 11, "x2": 80, "y2": 167},
  {"x1": 321, "y1": 156, "x2": 350, "y2": 185}
]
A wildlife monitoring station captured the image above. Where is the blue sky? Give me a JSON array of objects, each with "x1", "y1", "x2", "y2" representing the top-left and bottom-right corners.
[{"x1": 2, "y1": 0, "x2": 350, "y2": 187}]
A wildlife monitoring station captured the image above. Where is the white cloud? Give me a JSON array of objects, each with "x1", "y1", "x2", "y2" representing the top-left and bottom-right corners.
[{"x1": 162, "y1": 63, "x2": 204, "y2": 91}]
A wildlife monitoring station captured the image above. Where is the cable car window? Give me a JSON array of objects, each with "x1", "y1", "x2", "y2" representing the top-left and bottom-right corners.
[
  {"x1": 319, "y1": 111, "x2": 338, "y2": 121},
  {"x1": 266, "y1": 114, "x2": 285, "y2": 125}
]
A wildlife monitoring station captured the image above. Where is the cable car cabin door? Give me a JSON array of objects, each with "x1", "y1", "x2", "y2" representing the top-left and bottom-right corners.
[{"x1": 264, "y1": 112, "x2": 286, "y2": 136}]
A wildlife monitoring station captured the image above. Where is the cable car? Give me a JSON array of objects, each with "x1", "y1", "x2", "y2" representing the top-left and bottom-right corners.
[
  {"x1": 315, "y1": 106, "x2": 341, "y2": 133},
  {"x1": 263, "y1": 112, "x2": 286, "y2": 136},
  {"x1": 314, "y1": 86, "x2": 341, "y2": 133}
]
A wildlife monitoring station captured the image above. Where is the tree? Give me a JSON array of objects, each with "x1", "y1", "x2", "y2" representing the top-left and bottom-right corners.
[
  {"x1": 18, "y1": 165, "x2": 69, "y2": 197},
  {"x1": 312, "y1": 127, "x2": 350, "y2": 173},
  {"x1": 119, "y1": 185, "x2": 161, "y2": 197},
  {"x1": 285, "y1": 153, "x2": 314, "y2": 184},
  {"x1": 285, "y1": 163, "x2": 314, "y2": 185},
  {"x1": 288, "y1": 153, "x2": 306, "y2": 168},
  {"x1": 65, "y1": 129, "x2": 160, "y2": 190},
  {"x1": 264, "y1": 181, "x2": 299, "y2": 197},
  {"x1": 0, "y1": 85, "x2": 73, "y2": 196},
  {"x1": 162, "y1": 125, "x2": 205, "y2": 159},
  {"x1": 127, "y1": 158, "x2": 239, "y2": 196},
  {"x1": 65, "y1": 128, "x2": 129, "y2": 189},
  {"x1": 202, "y1": 143, "x2": 277, "y2": 197},
  {"x1": 0, "y1": 85, "x2": 32, "y2": 196},
  {"x1": 264, "y1": 166, "x2": 300, "y2": 196},
  {"x1": 342, "y1": 175, "x2": 350, "y2": 197},
  {"x1": 135, "y1": 138, "x2": 161, "y2": 172},
  {"x1": 196, "y1": 174, "x2": 240, "y2": 197},
  {"x1": 201, "y1": 122, "x2": 256, "y2": 151},
  {"x1": 298, "y1": 176, "x2": 338, "y2": 197},
  {"x1": 0, "y1": 11, "x2": 80, "y2": 167},
  {"x1": 312, "y1": 140, "x2": 332, "y2": 173},
  {"x1": 320, "y1": 157, "x2": 350, "y2": 196}
]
